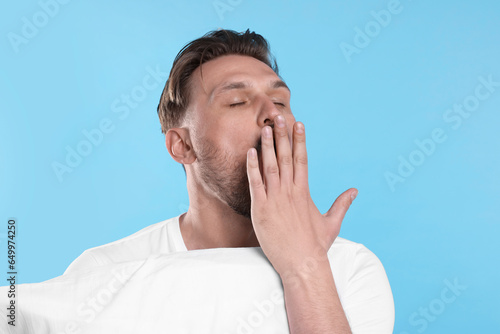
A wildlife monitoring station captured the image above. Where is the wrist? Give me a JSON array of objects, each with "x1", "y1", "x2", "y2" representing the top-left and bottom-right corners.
[{"x1": 278, "y1": 254, "x2": 332, "y2": 287}]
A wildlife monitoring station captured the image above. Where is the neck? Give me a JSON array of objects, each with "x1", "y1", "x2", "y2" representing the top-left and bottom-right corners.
[{"x1": 179, "y1": 175, "x2": 260, "y2": 251}]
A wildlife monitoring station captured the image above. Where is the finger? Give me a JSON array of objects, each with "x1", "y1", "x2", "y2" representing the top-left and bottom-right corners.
[
  {"x1": 324, "y1": 188, "x2": 358, "y2": 229},
  {"x1": 261, "y1": 126, "x2": 280, "y2": 191},
  {"x1": 273, "y1": 115, "x2": 293, "y2": 187},
  {"x1": 292, "y1": 122, "x2": 308, "y2": 187},
  {"x1": 246, "y1": 148, "x2": 266, "y2": 201}
]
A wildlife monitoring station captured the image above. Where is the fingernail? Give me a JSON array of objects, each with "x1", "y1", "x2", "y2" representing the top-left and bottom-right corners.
[
  {"x1": 264, "y1": 126, "x2": 272, "y2": 138},
  {"x1": 295, "y1": 122, "x2": 304, "y2": 134},
  {"x1": 350, "y1": 190, "x2": 358, "y2": 201},
  {"x1": 275, "y1": 115, "x2": 285, "y2": 127},
  {"x1": 248, "y1": 148, "x2": 257, "y2": 159}
]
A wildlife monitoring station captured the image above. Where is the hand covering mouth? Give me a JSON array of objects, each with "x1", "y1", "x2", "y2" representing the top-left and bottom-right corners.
[
  {"x1": 253, "y1": 136, "x2": 277, "y2": 179},
  {"x1": 254, "y1": 134, "x2": 277, "y2": 158}
]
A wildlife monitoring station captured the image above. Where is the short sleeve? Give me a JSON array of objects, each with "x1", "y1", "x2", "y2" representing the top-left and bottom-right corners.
[{"x1": 342, "y1": 244, "x2": 395, "y2": 333}]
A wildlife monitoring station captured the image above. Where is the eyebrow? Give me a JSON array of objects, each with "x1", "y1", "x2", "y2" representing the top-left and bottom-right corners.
[{"x1": 210, "y1": 79, "x2": 291, "y2": 100}]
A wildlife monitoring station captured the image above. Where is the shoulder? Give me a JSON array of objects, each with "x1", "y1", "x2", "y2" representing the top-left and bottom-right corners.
[
  {"x1": 328, "y1": 236, "x2": 379, "y2": 271},
  {"x1": 330, "y1": 236, "x2": 395, "y2": 333},
  {"x1": 64, "y1": 216, "x2": 180, "y2": 275},
  {"x1": 329, "y1": 236, "x2": 391, "y2": 293}
]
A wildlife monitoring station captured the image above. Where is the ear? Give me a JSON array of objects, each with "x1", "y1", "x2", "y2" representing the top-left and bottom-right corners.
[{"x1": 165, "y1": 128, "x2": 196, "y2": 165}]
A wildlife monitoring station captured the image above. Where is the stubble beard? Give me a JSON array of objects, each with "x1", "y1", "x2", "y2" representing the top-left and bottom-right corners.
[{"x1": 196, "y1": 138, "x2": 262, "y2": 219}]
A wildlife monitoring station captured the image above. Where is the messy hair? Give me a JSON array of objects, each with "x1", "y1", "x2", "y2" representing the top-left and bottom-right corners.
[{"x1": 157, "y1": 29, "x2": 279, "y2": 133}]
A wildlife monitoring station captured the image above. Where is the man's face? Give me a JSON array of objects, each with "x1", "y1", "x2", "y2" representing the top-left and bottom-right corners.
[{"x1": 186, "y1": 55, "x2": 296, "y2": 218}]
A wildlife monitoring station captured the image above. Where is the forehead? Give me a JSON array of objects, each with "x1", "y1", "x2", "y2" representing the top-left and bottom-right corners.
[{"x1": 191, "y1": 55, "x2": 284, "y2": 97}]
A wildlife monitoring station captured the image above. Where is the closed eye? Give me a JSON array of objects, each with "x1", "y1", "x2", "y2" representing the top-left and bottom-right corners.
[
  {"x1": 229, "y1": 101, "x2": 286, "y2": 108},
  {"x1": 229, "y1": 101, "x2": 246, "y2": 108}
]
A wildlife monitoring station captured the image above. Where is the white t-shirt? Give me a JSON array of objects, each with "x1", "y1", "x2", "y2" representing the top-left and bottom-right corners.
[
  {"x1": 60, "y1": 215, "x2": 395, "y2": 333},
  {"x1": 64, "y1": 215, "x2": 188, "y2": 274}
]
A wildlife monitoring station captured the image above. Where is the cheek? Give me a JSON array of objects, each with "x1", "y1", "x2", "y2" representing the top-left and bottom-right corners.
[
  {"x1": 197, "y1": 112, "x2": 260, "y2": 157},
  {"x1": 224, "y1": 118, "x2": 259, "y2": 147},
  {"x1": 206, "y1": 127, "x2": 254, "y2": 162}
]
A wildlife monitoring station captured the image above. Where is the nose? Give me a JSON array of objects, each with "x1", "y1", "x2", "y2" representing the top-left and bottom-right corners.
[{"x1": 257, "y1": 97, "x2": 282, "y2": 128}]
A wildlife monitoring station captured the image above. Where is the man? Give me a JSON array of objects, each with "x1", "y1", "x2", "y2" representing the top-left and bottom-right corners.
[{"x1": 64, "y1": 29, "x2": 394, "y2": 333}]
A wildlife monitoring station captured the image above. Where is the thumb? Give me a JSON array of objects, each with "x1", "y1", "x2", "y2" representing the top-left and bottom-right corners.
[{"x1": 324, "y1": 188, "x2": 358, "y2": 227}]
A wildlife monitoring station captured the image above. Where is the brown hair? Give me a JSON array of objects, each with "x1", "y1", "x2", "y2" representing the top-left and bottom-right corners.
[{"x1": 157, "y1": 29, "x2": 279, "y2": 134}]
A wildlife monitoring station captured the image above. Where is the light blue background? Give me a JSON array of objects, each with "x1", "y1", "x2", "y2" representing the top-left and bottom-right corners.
[{"x1": 1, "y1": 0, "x2": 499, "y2": 332}]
